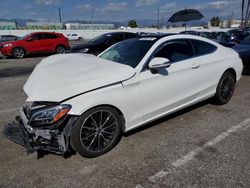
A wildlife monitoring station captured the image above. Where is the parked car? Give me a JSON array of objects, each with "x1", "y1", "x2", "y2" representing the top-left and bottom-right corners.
[
  {"x1": 212, "y1": 31, "x2": 227, "y2": 40},
  {"x1": 0, "y1": 35, "x2": 19, "y2": 43},
  {"x1": 225, "y1": 29, "x2": 249, "y2": 44},
  {"x1": 0, "y1": 35, "x2": 19, "y2": 49},
  {"x1": 180, "y1": 30, "x2": 222, "y2": 43},
  {"x1": 70, "y1": 32, "x2": 138, "y2": 55},
  {"x1": 1, "y1": 32, "x2": 70, "y2": 58},
  {"x1": 66, "y1": 33, "x2": 83, "y2": 41},
  {"x1": 179, "y1": 30, "x2": 199, "y2": 35},
  {"x1": 4, "y1": 34, "x2": 243, "y2": 158},
  {"x1": 233, "y1": 36, "x2": 250, "y2": 69}
]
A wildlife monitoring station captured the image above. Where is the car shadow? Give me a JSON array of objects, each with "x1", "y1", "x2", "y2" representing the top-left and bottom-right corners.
[
  {"x1": 243, "y1": 68, "x2": 250, "y2": 75},
  {"x1": 123, "y1": 99, "x2": 210, "y2": 137}
]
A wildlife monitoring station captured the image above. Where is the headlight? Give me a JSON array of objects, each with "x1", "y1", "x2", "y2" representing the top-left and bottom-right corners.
[
  {"x1": 29, "y1": 104, "x2": 71, "y2": 126},
  {"x1": 3, "y1": 43, "x2": 12, "y2": 47},
  {"x1": 81, "y1": 48, "x2": 89, "y2": 53}
]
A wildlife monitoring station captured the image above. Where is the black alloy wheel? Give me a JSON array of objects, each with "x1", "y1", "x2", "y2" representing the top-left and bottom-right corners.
[
  {"x1": 214, "y1": 72, "x2": 236, "y2": 104},
  {"x1": 70, "y1": 106, "x2": 122, "y2": 158}
]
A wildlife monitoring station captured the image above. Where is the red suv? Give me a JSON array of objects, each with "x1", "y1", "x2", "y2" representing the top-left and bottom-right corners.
[{"x1": 0, "y1": 32, "x2": 70, "y2": 58}]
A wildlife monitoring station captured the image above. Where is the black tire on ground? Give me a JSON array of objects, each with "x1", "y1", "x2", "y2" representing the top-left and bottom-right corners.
[
  {"x1": 213, "y1": 71, "x2": 236, "y2": 105},
  {"x1": 55, "y1": 45, "x2": 66, "y2": 54},
  {"x1": 70, "y1": 106, "x2": 123, "y2": 158},
  {"x1": 12, "y1": 47, "x2": 25, "y2": 59},
  {"x1": 78, "y1": 37, "x2": 82, "y2": 41}
]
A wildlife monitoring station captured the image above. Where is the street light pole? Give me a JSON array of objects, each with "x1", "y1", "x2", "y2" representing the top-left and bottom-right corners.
[
  {"x1": 157, "y1": 8, "x2": 160, "y2": 29},
  {"x1": 58, "y1": 8, "x2": 62, "y2": 23}
]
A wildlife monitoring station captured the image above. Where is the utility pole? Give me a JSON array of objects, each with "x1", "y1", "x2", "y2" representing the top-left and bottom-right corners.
[
  {"x1": 157, "y1": 8, "x2": 160, "y2": 29},
  {"x1": 90, "y1": 8, "x2": 94, "y2": 24},
  {"x1": 58, "y1": 8, "x2": 62, "y2": 23},
  {"x1": 241, "y1": 0, "x2": 245, "y2": 28},
  {"x1": 244, "y1": 0, "x2": 250, "y2": 27}
]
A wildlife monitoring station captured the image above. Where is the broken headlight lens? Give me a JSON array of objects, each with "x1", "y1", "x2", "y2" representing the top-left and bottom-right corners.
[{"x1": 29, "y1": 104, "x2": 71, "y2": 126}]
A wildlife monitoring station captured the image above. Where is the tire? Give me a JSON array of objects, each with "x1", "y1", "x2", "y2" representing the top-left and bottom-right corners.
[
  {"x1": 213, "y1": 72, "x2": 236, "y2": 105},
  {"x1": 12, "y1": 47, "x2": 25, "y2": 59},
  {"x1": 78, "y1": 37, "x2": 82, "y2": 41},
  {"x1": 55, "y1": 45, "x2": 66, "y2": 54},
  {"x1": 70, "y1": 106, "x2": 123, "y2": 158}
]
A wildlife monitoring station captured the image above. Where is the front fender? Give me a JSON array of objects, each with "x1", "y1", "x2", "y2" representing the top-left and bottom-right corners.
[{"x1": 62, "y1": 83, "x2": 142, "y2": 131}]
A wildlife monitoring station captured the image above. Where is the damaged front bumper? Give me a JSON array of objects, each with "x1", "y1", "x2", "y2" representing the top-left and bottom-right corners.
[{"x1": 3, "y1": 108, "x2": 78, "y2": 155}]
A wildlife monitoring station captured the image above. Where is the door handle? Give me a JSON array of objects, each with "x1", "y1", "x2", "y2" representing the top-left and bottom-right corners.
[{"x1": 191, "y1": 65, "x2": 200, "y2": 69}]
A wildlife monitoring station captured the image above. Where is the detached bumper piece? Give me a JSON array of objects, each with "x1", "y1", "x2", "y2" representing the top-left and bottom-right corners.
[{"x1": 3, "y1": 116, "x2": 69, "y2": 155}]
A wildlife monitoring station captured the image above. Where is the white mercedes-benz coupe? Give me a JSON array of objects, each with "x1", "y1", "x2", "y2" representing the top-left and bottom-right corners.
[{"x1": 4, "y1": 34, "x2": 243, "y2": 158}]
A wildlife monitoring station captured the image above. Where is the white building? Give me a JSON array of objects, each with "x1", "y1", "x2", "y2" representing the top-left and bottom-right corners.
[{"x1": 64, "y1": 23, "x2": 116, "y2": 30}]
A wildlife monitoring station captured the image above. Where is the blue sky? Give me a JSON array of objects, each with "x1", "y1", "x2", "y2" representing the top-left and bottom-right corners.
[{"x1": 0, "y1": 0, "x2": 243, "y2": 22}]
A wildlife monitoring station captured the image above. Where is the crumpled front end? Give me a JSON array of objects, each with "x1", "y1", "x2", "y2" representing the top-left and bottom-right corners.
[{"x1": 3, "y1": 103, "x2": 78, "y2": 155}]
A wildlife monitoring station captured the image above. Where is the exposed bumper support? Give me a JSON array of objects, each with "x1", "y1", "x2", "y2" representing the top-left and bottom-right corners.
[{"x1": 2, "y1": 108, "x2": 78, "y2": 155}]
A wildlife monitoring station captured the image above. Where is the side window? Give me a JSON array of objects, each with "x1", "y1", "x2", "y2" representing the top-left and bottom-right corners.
[
  {"x1": 42, "y1": 33, "x2": 57, "y2": 39},
  {"x1": 72, "y1": 34, "x2": 78, "y2": 36},
  {"x1": 109, "y1": 34, "x2": 124, "y2": 44},
  {"x1": 154, "y1": 39, "x2": 194, "y2": 62},
  {"x1": 32, "y1": 34, "x2": 42, "y2": 40},
  {"x1": 191, "y1": 39, "x2": 217, "y2": 56}
]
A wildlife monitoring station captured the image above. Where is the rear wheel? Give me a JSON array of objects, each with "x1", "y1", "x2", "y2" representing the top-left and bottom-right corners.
[
  {"x1": 55, "y1": 45, "x2": 66, "y2": 54},
  {"x1": 70, "y1": 106, "x2": 122, "y2": 158},
  {"x1": 12, "y1": 47, "x2": 25, "y2": 59},
  {"x1": 78, "y1": 37, "x2": 82, "y2": 41},
  {"x1": 213, "y1": 72, "x2": 236, "y2": 105}
]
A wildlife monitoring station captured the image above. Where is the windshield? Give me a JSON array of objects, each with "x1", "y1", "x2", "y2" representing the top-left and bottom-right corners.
[
  {"x1": 241, "y1": 36, "x2": 250, "y2": 44},
  {"x1": 99, "y1": 38, "x2": 157, "y2": 68},
  {"x1": 90, "y1": 34, "x2": 112, "y2": 44},
  {"x1": 20, "y1": 34, "x2": 31, "y2": 40}
]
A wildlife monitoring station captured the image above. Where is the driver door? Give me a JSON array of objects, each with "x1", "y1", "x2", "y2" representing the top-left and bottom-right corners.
[{"x1": 139, "y1": 39, "x2": 202, "y2": 121}]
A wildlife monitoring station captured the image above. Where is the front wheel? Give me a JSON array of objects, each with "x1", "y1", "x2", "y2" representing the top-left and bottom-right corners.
[
  {"x1": 213, "y1": 72, "x2": 236, "y2": 105},
  {"x1": 70, "y1": 106, "x2": 123, "y2": 158},
  {"x1": 55, "y1": 45, "x2": 66, "y2": 54},
  {"x1": 12, "y1": 47, "x2": 25, "y2": 59}
]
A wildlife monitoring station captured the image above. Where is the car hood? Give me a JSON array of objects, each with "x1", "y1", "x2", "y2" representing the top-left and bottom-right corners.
[{"x1": 24, "y1": 53, "x2": 136, "y2": 102}]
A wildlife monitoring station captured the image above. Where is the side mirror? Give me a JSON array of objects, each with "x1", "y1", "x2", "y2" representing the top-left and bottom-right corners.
[
  {"x1": 26, "y1": 37, "x2": 33, "y2": 42},
  {"x1": 148, "y1": 57, "x2": 171, "y2": 69}
]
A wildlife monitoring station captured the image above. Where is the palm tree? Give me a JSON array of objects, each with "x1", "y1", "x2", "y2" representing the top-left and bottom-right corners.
[{"x1": 242, "y1": 0, "x2": 245, "y2": 27}]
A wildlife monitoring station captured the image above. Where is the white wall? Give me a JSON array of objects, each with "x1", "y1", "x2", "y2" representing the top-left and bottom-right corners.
[{"x1": 0, "y1": 27, "x2": 229, "y2": 39}]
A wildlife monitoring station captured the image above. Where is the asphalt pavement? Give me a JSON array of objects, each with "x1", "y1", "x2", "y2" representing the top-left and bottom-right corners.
[{"x1": 0, "y1": 51, "x2": 249, "y2": 188}]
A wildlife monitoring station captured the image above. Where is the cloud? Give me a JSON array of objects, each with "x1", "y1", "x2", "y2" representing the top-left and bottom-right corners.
[
  {"x1": 74, "y1": 4, "x2": 92, "y2": 13},
  {"x1": 0, "y1": 10, "x2": 10, "y2": 17},
  {"x1": 136, "y1": 0, "x2": 158, "y2": 7},
  {"x1": 193, "y1": 0, "x2": 242, "y2": 18},
  {"x1": 30, "y1": 12, "x2": 37, "y2": 16},
  {"x1": 101, "y1": 2, "x2": 128, "y2": 13},
  {"x1": 35, "y1": 0, "x2": 61, "y2": 6},
  {"x1": 24, "y1": 5, "x2": 32, "y2": 10},
  {"x1": 162, "y1": 2, "x2": 177, "y2": 10}
]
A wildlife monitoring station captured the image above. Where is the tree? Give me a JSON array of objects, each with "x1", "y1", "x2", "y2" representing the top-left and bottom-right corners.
[
  {"x1": 210, "y1": 16, "x2": 221, "y2": 27},
  {"x1": 128, "y1": 20, "x2": 138, "y2": 28}
]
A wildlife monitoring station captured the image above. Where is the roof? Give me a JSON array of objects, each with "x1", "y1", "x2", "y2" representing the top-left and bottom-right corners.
[{"x1": 137, "y1": 33, "x2": 176, "y2": 39}]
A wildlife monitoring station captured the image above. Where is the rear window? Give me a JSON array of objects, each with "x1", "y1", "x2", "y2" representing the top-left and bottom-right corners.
[{"x1": 191, "y1": 39, "x2": 217, "y2": 56}]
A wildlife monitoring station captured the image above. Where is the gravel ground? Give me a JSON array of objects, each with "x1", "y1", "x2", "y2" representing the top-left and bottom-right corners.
[{"x1": 0, "y1": 50, "x2": 249, "y2": 188}]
